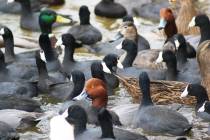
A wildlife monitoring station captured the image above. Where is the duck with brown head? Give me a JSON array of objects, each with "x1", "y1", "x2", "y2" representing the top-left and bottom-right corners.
[{"x1": 170, "y1": 0, "x2": 200, "y2": 35}]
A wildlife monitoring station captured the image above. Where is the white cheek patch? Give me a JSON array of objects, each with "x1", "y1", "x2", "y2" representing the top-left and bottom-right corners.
[
  {"x1": 116, "y1": 41, "x2": 123, "y2": 50},
  {"x1": 198, "y1": 102, "x2": 206, "y2": 112},
  {"x1": 188, "y1": 17, "x2": 196, "y2": 28},
  {"x1": 133, "y1": 17, "x2": 140, "y2": 26},
  {"x1": 48, "y1": 33, "x2": 55, "y2": 38},
  {"x1": 101, "y1": 61, "x2": 111, "y2": 74},
  {"x1": 155, "y1": 51, "x2": 163, "y2": 64},
  {"x1": 40, "y1": 50, "x2": 47, "y2": 63},
  {"x1": 180, "y1": 85, "x2": 189, "y2": 98},
  {"x1": 174, "y1": 40, "x2": 180, "y2": 50},
  {"x1": 0, "y1": 28, "x2": 5, "y2": 35},
  {"x1": 7, "y1": 0, "x2": 14, "y2": 4},
  {"x1": 117, "y1": 60, "x2": 124, "y2": 69},
  {"x1": 75, "y1": 40, "x2": 82, "y2": 44}
]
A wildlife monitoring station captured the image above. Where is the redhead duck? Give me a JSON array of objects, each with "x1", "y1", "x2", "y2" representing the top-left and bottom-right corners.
[
  {"x1": 116, "y1": 39, "x2": 165, "y2": 80},
  {"x1": 94, "y1": 0, "x2": 127, "y2": 18},
  {"x1": 173, "y1": 0, "x2": 200, "y2": 35},
  {"x1": 189, "y1": 14, "x2": 210, "y2": 96},
  {"x1": 0, "y1": 109, "x2": 42, "y2": 130},
  {"x1": 7, "y1": 0, "x2": 72, "y2": 32},
  {"x1": 72, "y1": 78, "x2": 121, "y2": 126},
  {"x1": 133, "y1": 8, "x2": 196, "y2": 70},
  {"x1": 156, "y1": 50, "x2": 201, "y2": 83},
  {"x1": 68, "y1": 6, "x2": 102, "y2": 45},
  {"x1": 51, "y1": 105, "x2": 148, "y2": 140},
  {"x1": 0, "y1": 121, "x2": 19, "y2": 140},
  {"x1": 131, "y1": 72, "x2": 192, "y2": 136},
  {"x1": 56, "y1": 33, "x2": 122, "y2": 92},
  {"x1": 0, "y1": 94, "x2": 41, "y2": 112},
  {"x1": 181, "y1": 84, "x2": 210, "y2": 121}
]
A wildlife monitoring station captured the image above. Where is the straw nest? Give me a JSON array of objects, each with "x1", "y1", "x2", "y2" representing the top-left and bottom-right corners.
[{"x1": 117, "y1": 75, "x2": 196, "y2": 105}]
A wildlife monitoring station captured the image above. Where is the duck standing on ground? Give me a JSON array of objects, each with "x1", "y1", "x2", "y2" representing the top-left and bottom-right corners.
[
  {"x1": 68, "y1": 6, "x2": 102, "y2": 46},
  {"x1": 94, "y1": 0, "x2": 127, "y2": 18}
]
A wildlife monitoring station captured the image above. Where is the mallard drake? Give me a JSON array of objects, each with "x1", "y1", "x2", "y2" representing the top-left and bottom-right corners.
[
  {"x1": 68, "y1": 6, "x2": 102, "y2": 45},
  {"x1": 189, "y1": 14, "x2": 210, "y2": 97},
  {"x1": 170, "y1": 0, "x2": 200, "y2": 35},
  {"x1": 8, "y1": 0, "x2": 72, "y2": 32},
  {"x1": 94, "y1": 0, "x2": 127, "y2": 18}
]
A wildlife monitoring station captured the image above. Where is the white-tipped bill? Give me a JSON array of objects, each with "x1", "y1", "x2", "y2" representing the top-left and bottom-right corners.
[
  {"x1": 159, "y1": 18, "x2": 167, "y2": 29},
  {"x1": 116, "y1": 41, "x2": 123, "y2": 50},
  {"x1": 40, "y1": 50, "x2": 47, "y2": 63},
  {"x1": 7, "y1": 0, "x2": 14, "y2": 4},
  {"x1": 0, "y1": 28, "x2": 5, "y2": 35},
  {"x1": 180, "y1": 85, "x2": 189, "y2": 98},
  {"x1": 155, "y1": 51, "x2": 163, "y2": 64},
  {"x1": 188, "y1": 17, "x2": 196, "y2": 28},
  {"x1": 198, "y1": 102, "x2": 206, "y2": 112},
  {"x1": 174, "y1": 39, "x2": 180, "y2": 50},
  {"x1": 101, "y1": 61, "x2": 111, "y2": 74},
  {"x1": 117, "y1": 60, "x2": 124, "y2": 69}
]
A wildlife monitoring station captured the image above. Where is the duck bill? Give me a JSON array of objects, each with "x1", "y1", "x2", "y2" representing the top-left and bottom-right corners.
[
  {"x1": 0, "y1": 28, "x2": 5, "y2": 35},
  {"x1": 115, "y1": 41, "x2": 123, "y2": 50},
  {"x1": 188, "y1": 17, "x2": 196, "y2": 28},
  {"x1": 180, "y1": 85, "x2": 189, "y2": 98},
  {"x1": 39, "y1": 50, "x2": 47, "y2": 63},
  {"x1": 73, "y1": 90, "x2": 91, "y2": 101},
  {"x1": 101, "y1": 62, "x2": 111, "y2": 74},
  {"x1": 7, "y1": 0, "x2": 14, "y2": 4},
  {"x1": 198, "y1": 102, "x2": 206, "y2": 112},
  {"x1": 155, "y1": 51, "x2": 163, "y2": 64},
  {"x1": 174, "y1": 40, "x2": 180, "y2": 50},
  {"x1": 158, "y1": 18, "x2": 167, "y2": 30},
  {"x1": 117, "y1": 60, "x2": 124, "y2": 69},
  {"x1": 56, "y1": 15, "x2": 72, "y2": 24}
]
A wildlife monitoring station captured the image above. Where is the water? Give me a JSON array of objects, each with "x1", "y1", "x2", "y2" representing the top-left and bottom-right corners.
[{"x1": 0, "y1": 0, "x2": 210, "y2": 139}]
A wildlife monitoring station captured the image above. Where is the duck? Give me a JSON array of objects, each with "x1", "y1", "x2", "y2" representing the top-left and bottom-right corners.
[
  {"x1": 0, "y1": 0, "x2": 44, "y2": 14},
  {"x1": 39, "y1": 33, "x2": 63, "y2": 72},
  {"x1": 131, "y1": 72, "x2": 192, "y2": 136},
  {"x1": 39, "y1": 0, "x2": 65, "y2": 6},
  {"x1": 8, "y1": 0, "x2": 72, "y2": 32},
  {"x1": 132, "y1": 0, "x2": 169, "y2": 22},
  {"x1": 133, "y1": 8, "x2": 196, "y2": 70},
  {"x1": 180, "y1": 84, "x2": 210, "y2": 121},
  {"x1": 96, "y1": 17, "x2": 150, "y2": 56},
  {"x1": 0, "y1": 94, "x2": 42, "y2": 112},
  {"x1": 56, "y1": 33, "x2": 122, "y2": 93},
  {"x1": 188, "y1": 14, "x2": 210, "y2": 97},
  {"x1": 62, "y1": 78, "x2": 121, "y2": 126},
  {"x1": 156, "y1": 50, "x2": 201, "y2": 84},
  {"x1": 94, "y1": 0, "x2": 127, "y2": 18},
  {"x1": 172, "y1": 0, "x2": 200, "y2": 35},
  {"x1": 68, "y1": 5, "x2": 102, "y2": 45},
  {"x1": 50, "y1": 105, "x2": 148, "y2": 140},
  {"x1": 0, "y1": 109, "x2": 42, "y2": 130},
  {"x1": 116, "y1": 39, "x2": 165, "y2": 80},
  {"x1": 0, "y1": 121, "x2": 19, "y2": 140}
]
